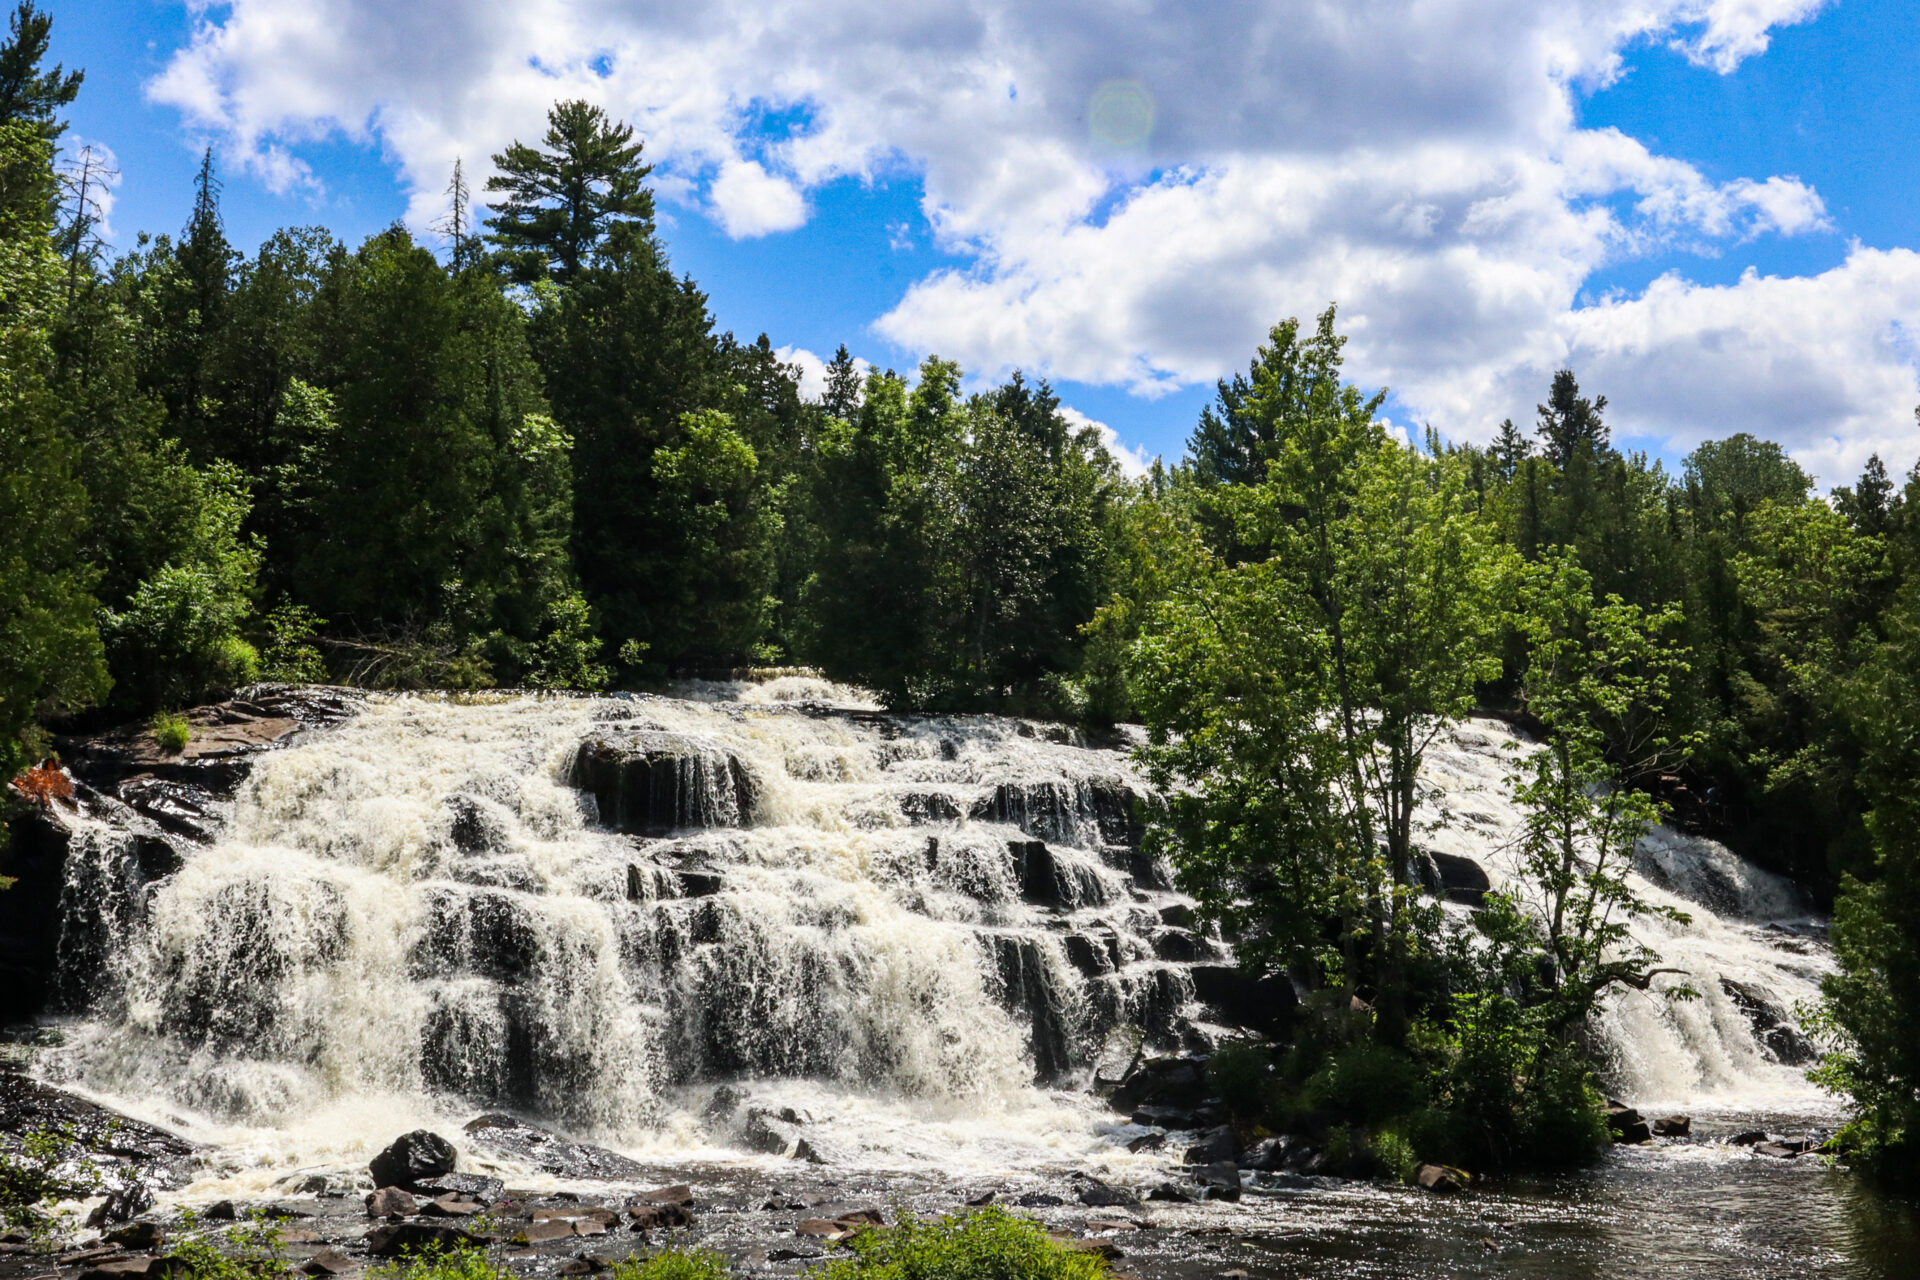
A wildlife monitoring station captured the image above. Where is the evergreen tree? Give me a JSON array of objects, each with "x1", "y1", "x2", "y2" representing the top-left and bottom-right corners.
[
  {"x1": 821, "y1": 343, "x2": 862, "y2": 422},
  {"x1": 0, "y1": 2, "x2": 79, "y2": 142},
  {"x1": 1534, "y1": 369, "x2": 1608, "y2": 471},
  {"x1": 1491, "y1": 417, "x2": 1530, "y2": 478},
  {"x1": 484, "y1": 100, "x2": 654, "y2": 285}
]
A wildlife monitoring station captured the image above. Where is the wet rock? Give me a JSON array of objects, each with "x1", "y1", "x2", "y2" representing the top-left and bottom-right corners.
[
  {"x1": 365, "y1": 1187, "x2": 417, "y2": 1218},
  {"x1": 302, "y1": 1251, "x2": 358, "y2": 1277},
  {"x1": 1605, "y1": 1104, "x2": 1651, "y2": 1145},
  {"x1": 516, "y1": 1221, "x2": 575, "y2": 1244},
  {"x1": 1653, "y1": 1115, "x2": 1692, "y2": 1138},
  {"x1": 1061, "y1": 1237, "x2": 1122, "y2": 1262},
  {"x1": 409, "y1": 1173, "x2": 505, "y2": 1201},
  {"x1": 79, "y1": 1261, "x2": 170, "y2": 1280},
  {"x1": 1425, "y1": 852, "x2": 1491, "y2": 906},
  {"x1": 1719, "y1": 979, "x2": 1819, "y2": 1066},
  {"x1": 369, "y1": 1130, "x2": 456, "y2": 1190},
  {"x1": 1415, "y1": 1164, "x2": 1469, "y2": 1193},
  {"x1": 1146, "y1": 1180, "x2": 1194, "y2": 1202},
  {"x1": 792, "y1": 1135, "x2": 838, "y2": 1165},
  {"x1": 965, "y1": 1191, "x2": 997, "y2": 1206},
  {"x1": 633, "y1": 1185, "x2": 694, "y2": 1207},
  {"x1": 742, "y1": 1108, "x2": 803, "y2": 1156},
  {"x1": 87, "y1": 1184, "x2": 154, "y2": 1227},
  {"x1": 1764, "y1": 1024, "x2": 1819, "y2": 1066},
  {"x1": 1187, "y1": 966, "x2": 1296, "y2": 1036},
  {"x1": 1129, "y1": 1105, "x2": 1203, "y2": 1129},
  {"x1": 558, "y1": 1258, "x2": 608, "y2": 1275},
  {"x1": 1014, "y1": 1193, "x2": 1066, "y2": 1208},
  {"x1": 1109, "y1": 1055, "x2": 1209, "y2": 1113},
  {"x1": 1150, "y1": 928, "x2": 1212, "y2": 963},
  {"x1": 1728, "y1": 1130, "x2": 1768, "y2": 1146},
  {"x1": 365, "y1": 1222, "x2": 485, "y2": 1257},
  {"x1": 419, "y1": 1194, "x2": 486, "y2": 1218},
  {"x1": 703, "y1": 1086, "x2": 745, "y2": 1121},
  {"x1": 1008, "y1": 840, "x2": 1066, "y2": 906},
  {"x1": 105, "y1": 1222, "x2": 165, "y2": 1250},
  {"x1": 1183, "y1": 1127, "x2": 1238, "y2": 1167},
  {"x1": 1753, "y1": 1142, "x2": 1800, "y2": 1159},
  {"x1": 572, "y1": 732, "x2": 757, "y2": 836},
  {"x1": 1073, "y1": 1177, "x2": 1140, "y2": 1208},
  {"x1": 462, "y1": 1114, "x2": 646, "y2": 1181},
  {"x1": 203, "y1": 1202, "x2": 238, "y2": 1221},
  {"x1": 1157, "y1": 903, "x2": 1197, "y2": 930},
  {"x1": 1191, "y1": 1163, "x2": 1242, "y2": 1202},
  {"x1": 628, "y1": 1203, "x2": 695, "y2": 1231},
  {"x1": 1243, "y1": 1135, "x2": 1309, "y2": 1172}
]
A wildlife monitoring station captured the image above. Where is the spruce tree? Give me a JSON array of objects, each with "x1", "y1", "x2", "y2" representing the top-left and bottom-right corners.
[{"x1": 1534, "y1": 369, "x2": 1608, "y2": 471}]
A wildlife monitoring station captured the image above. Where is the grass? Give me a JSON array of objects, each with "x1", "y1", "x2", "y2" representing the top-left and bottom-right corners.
[{"x1": 150, "y1": 710, "x2": 192, "y2": 754}]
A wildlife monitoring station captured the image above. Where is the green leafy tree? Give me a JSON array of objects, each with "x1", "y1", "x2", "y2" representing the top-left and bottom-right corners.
[
  {"x1": 1814, "y1": 578, "x2": 1920, "y2": 1188},
  {"x1": 0, "y1": 120, "x2": 105, "y2": 772}
]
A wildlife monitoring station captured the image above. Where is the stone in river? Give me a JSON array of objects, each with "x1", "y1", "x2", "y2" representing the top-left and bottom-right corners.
[
  {"x1": 1415, "y1": 1164, "x2": 1469, "y2": 1193},
  {"x1": 368, "y1": 1130, "x2": 456, "y2": 1190},
  {"x1": 1653, "y1": 1115, "x2": 1691, "y2": 1138},
  {"x1": 365, "y1": 1187, "x2": 417, "y2": 1219}
]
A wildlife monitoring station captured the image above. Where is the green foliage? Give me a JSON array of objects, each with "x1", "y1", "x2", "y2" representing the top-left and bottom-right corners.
[
  {"x1": 0, "y1": 1124, "x2": 106, "y2": 1236},
  {"x1": 99, "y1": 462, "x2": 261, "y2": 711},
  {"x1": 815, "y1": 1209, "x2": 1106, "y2": 1280},
  {"x1": 150, "y1": 709, "x2": 190, "y2": 753},
  {"x1": 258, "y1": 601, "x2": 327, "y2": 682},
  {"x1": 166, "y1": 1212, "x2": 289, "y2": 1280},
  {"x1": 369, "y1": 1241, "x2": 501, "y2": 1280},
  {"x1": 1811, "y1": 578, "x2": 1920, "y2": 1188},
  {"x1": 485, "y1": 99, "x2": 656, "y2": 285},
  {"x1": 1206, "y1": 1040, "x2": 1275, "y2": 1120},
  {"x1": 609, "y1": 1249, "x2": 732, "y2": 1280},
  {"x1": 0, "y1": 2, "x2": 81, "y2": 142}
]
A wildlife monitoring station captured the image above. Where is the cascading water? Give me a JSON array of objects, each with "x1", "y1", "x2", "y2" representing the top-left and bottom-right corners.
[
  {"x1": 32, "y1": 687, "x2": 1836, "y2": 1188},
  {"x1": 1418, "y1": 720, "x2": 1834, "y2": 1113},
  {"x1": 38, "y1": 681, "x2": 1216, "y2": 1176}
]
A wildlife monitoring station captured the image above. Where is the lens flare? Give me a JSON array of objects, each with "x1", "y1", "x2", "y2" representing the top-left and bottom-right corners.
[{"x1": 1089, "y1": 79, "x2": 1154, "y2": 150}]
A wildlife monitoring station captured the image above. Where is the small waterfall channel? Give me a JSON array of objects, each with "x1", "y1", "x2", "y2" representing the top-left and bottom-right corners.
[{"x1": 21, "y1": 683, "x2": 1836, "y2": 1192}]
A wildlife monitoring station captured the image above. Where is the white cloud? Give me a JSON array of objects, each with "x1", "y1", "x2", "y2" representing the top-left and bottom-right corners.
[
  {"x1": 1060, "y1": 407, "x2": 1153, "y2": 478},
  {"x1": 141, "y1": 0, "x2": 1909, "y2": 477},
  {"x1": 774, "y1": 344, "x2": 873, "y2": 402},
  {"x1": 1671, "y1": 0, "x2": 1830, "y2": 74},
  {"x1": 710, "y1": 159, "x2": 807, "y2": 237}
]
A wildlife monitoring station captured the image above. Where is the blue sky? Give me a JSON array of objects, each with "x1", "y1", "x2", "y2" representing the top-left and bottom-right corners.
[{"x1": 48, "y1": 0, "x2": 1920, "y2": 483}]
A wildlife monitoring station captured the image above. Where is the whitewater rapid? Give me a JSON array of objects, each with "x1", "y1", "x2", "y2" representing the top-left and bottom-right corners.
[{"x1": 33, "y1": 686, "x2": 1836, "y2": 1196}]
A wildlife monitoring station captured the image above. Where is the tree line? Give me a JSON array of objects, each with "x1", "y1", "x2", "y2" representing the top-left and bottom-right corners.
[{"x1": 1, "y1": 0, "x2": 1916, "y2": 1185}]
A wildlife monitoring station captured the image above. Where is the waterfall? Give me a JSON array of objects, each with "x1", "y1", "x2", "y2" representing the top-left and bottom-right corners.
[
  {"x1": 42, "y1": 684, "x2": 1209, "y2": 1167},
  {"x1": 1419, "y1": 720, "x2": 1834, "y2": 1112},
  {"x1": 35, "y1": 690, "x2": 1835, "y2": 1184}
]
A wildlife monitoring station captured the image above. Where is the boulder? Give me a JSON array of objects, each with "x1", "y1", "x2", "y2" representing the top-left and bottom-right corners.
[
  {"x1": 1109, "y1": 1055, "x2": 1209, "y2": 1113},
  {"x1": 301, "y1": 1252, "x2": 357, "y2": 1277},
  {"x1": 1157, "y1": 903, "x2": 1198, "y2": 930},
  {"x1": 1013, "y1": 1193, "x2": 1065, "y2": 1208},
  {"x1": 1187, "y1": 965, "x2": 1296, "y2": 1035},
  {"x1": 633, "y1": 1185, "x2": 694, "y2": 1207},
  {"x1": 369, "y1": 1131, "x2": 456, "y2": 1190},
  {"x1": 1182, "y1": 1127, "x2": 1238, "y2": 1167},
  {"x1": 1427, "y1": 852, "x2": 1490, "y2": 906},
  {"x1": 105, "y1": 1222, "x2": 165, "y2": 1250},
  {"x1": 1652, "y1": 1115, "x2": 1691, "y2": 1138},
  {"x1": 418, "y1": 1194, "x2": 485, "y2": 1218},
  {"x1": 1150, "y1": 928, "x2": 1212, "y2": 963},
  {"x1": 1415, "y1": 1164, "x2": 1469, "y2": 1193},
  {"x1": 1073, "y1": 1177, "x2": 1140, "y2": 1208},
  {"x1": 1605, "y1": 1104, "x2": 1651, "y2": 1145},
  {"x1": 462, "y1": 1114, "x2": 646, "y2": 1181},
  {"x1": 1190, "y1": 1162, "x2": 1241, "y2": 1202},
  {"x1": 1242, "y1": 1135, "x2": 1308, "y2": 1173},
  {"x1": 409, "y1": 1172, "x2": 504, "y2": 1201},
  {"x1": 628, "y1": 1204, "x2": 694, "y2": 1231},
  {"x1": 365, "y1": 1187, "x2": 418, "y2": 1219},
  {"x1": 572, "y1": 733, "x2": 756, "y2": 836},
  {"x1": 516, "y1": 1221, "x2": 575, "y2": 1244},
  {"x1": 1753, "y1": 1142, "x2": 1800, "y2": 1159},
  {"x1": 1145, "y1": 1182, "x2": 1194, "y2": 1204},
  {"x1": 364, "y1": 1222, "x2": 485, "y2": 1257}
]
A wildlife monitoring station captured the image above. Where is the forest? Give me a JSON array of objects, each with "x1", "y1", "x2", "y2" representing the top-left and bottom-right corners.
[{"x1": 1, "y1": 2, "x2": 1916, "y2": 1187}]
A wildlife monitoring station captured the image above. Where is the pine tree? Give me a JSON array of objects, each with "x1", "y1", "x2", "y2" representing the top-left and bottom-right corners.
[
  {"x1": 437, "y1": 158, "x2": 474, "y2": 270},
  {"x1": 0, "y1": 2, "x2": 79, "y2": 142},
  {"x1": 1535, "y1": 369, "x2": 1608, "y2": 471},
  {"x1": 822, "y1": 343, "x2": 862, "y2": 421},
  {"x1": 484, "y1": 100, "x2": 655, "y2": 285},
  {"x1": 1491, "y1": 417, "x2": 1530, "y2": 478}
]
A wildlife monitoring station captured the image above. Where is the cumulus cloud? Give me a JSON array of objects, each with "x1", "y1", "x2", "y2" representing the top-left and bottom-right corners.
[{"x1": 141, "y1": 0, "x2": 1912, "y2": 477}]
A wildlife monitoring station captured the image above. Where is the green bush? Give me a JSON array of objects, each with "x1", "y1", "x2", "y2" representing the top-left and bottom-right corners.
[
  {"x1": 150, "y1": 710, "x2": 191, "y2": 754},
  {"x1": 1298, "y1": 1041, "x2": 1428, "y2": 1127},
  {"x1": 816, "y1": 1208, "x2": 1107, "y2": 1280},
  {"x1": 611, "y1": 1250, "x2": 732, "y2": 1280},
  {"x1": 1207, "y1": 1040, "x2": 1274, "y2": 1120},
  {"x1": 369, "y1": 1242, "x2": 502, "y2": 1280}
]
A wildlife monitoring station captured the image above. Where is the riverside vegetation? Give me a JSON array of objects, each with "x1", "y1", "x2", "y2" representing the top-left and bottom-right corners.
[{"x1": 0, "y1": 0, "x2": 1917, "y2": 1206}]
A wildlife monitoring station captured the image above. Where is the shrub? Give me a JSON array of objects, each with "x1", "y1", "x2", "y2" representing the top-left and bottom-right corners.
[
  {"x1": 259, "y1": 603, "x2": 328, "y2": 683},
  {"x1": 1299, "y1": 1041, "x2": 1428, "y2": 1126},
  {"x1": 1207, "y1": 1040, "x2": 1275, "y2": 1120},
  {"x1": 816, "y1": 1208, "x2": 1107, "y2": 1280},
  {"x1": 611, "y1": 1250, "x2": 732, "y2": 1280},
  {"x1": 369, "y1": 1241, "x2": 502, "y2": 1280},
  {"x1": 150, "y1": 711, "x2": 191, "y2": 754}
]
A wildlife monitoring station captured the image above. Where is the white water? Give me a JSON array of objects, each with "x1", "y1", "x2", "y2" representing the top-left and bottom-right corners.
[
  {"x1": 38, "y1": 694, "x2": 1835, "y2": 1196},
  {"x1": 1419, "y1": 720, "x2": 1834, "y2": 1113}
]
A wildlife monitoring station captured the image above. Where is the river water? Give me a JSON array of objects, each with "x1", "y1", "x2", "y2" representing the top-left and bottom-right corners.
[{"x1": 28, "y1": 682, "x2": 1918, "y2": 1276}]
